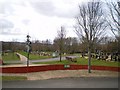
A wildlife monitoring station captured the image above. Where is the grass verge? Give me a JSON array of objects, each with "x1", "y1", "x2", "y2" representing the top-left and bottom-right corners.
[
  {"x1": 18, "y1": 51, "x2": 52, "y2": 60},
  {"x1": 33, "y1": 57, "x2": 120, "y2": 67},
  {"x1": 1, "y1": 76, "x2": 27, "y2": 81},
  {"x1": 2, "y1": 53, "x2": 19, "y2": 61}
]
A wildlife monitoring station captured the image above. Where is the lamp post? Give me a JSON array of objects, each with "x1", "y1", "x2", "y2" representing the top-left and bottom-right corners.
[{"x1": 26, "y1": 35, "x2": 31, "y2": 67}]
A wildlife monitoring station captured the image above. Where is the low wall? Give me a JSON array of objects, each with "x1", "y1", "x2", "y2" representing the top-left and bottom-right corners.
[{"x1": 1, "y1": 65, "x2": 120, "y2": 73}]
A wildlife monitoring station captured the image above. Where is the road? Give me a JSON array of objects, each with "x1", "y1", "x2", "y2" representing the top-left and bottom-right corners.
[
  {"x1": 30, "y1": 57, "x2": 66, "y2": 63},
  {"x1": 2, "y1": 77, "x2": 119, "y2": 88},
  {"x1": 3, "y1": 57, "x2": 66, "y2": 64}
]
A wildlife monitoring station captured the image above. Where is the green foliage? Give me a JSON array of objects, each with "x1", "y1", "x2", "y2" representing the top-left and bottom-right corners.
[
  {"x1": 1, "y1": 76, "x2": 27, "y2": 81},
  {"x1": 34, "y1": 57, "x2": 120, "y2": 67}
]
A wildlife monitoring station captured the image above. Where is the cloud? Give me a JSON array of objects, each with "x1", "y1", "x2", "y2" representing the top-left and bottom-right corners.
[
  {"x1": 22, "y1": 19, "x2": 30, "y2": 25},
  {"x1": 29, "y1": 0, "x2": 79, "y2": 18},
  {"x1": 30, "y1": 1, "x2": 56, "y2": 16},
  {"x1": 0, "y1": 3, "x2": 14, "y2": 15},
  {"x1": 0, "y1": 0, "x2": 81, "y2": 41},
  {"x1": 0, "y1": 0, "x2": 30, "y2": 16},
  {"x1": 0, "y1": 19, "x2": 22, "y2": 35},
  {"x1": 0, "y1": 19, "x2": 14, "y2": 29},
  {"x1": 0, "y1": 1, "x2": 15, "y2": 16}
]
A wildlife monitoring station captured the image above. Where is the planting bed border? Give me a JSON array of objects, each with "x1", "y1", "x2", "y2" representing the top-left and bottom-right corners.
[{"x1": 1, "y1": 65, "x2": 120, "y2": 73}]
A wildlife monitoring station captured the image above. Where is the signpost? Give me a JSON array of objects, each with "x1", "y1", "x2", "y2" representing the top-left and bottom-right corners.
[
  {"x1": 64, "y1": 64, "x2": 70, "y2": 68},
  {"x1": 26, "y1": 35, "x2": 31, "y2": 67}
]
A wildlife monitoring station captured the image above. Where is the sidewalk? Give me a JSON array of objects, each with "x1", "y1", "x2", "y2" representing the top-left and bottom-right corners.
[{"x1": 2, "y1": 70, "x2": 119, "y2": 80}]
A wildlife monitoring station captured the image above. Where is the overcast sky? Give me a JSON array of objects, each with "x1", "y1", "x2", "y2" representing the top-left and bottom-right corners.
[{"x1": 0, "y1": 0, "x2": 113, "y2": 42}]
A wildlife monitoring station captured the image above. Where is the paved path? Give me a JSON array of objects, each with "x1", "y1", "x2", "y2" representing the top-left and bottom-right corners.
[
  {"x1": 2, "y1": 77, "x2": 119, "y2": 88},
  {"x1": 2, "y1": 70, "x2": 119, "y2": 80},
  {"x1": 16, "y1": 53, "x2": 28, "y2": 65}
]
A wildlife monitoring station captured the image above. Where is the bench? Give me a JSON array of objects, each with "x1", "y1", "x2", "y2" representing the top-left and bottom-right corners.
[{"x1": 66, "y1": 56, "x2": 77, "y2": 62}]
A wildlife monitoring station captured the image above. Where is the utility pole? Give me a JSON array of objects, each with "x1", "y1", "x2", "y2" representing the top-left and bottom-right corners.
[{"x1": 26, "y1": 35, "x2": 31, "y2": 67}]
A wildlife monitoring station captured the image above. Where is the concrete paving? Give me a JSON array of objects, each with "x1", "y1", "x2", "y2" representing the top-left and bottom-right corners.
[{"x1": 16, "y1": 53, "x2": 28, "y2": 65}]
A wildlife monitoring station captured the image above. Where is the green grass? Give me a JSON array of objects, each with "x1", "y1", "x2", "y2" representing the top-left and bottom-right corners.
[
  {"x1": 91, "y1": 59, "x2": 120, "y2": 67},
  {"x1": 3, "y1": 63, "x2": 23, "y2": 65},
  {"x1": 18, "y1": 51, "x2": 52, "y2": 60},
  {"x1": 29, "y1": 54, "x2": 52, "y2": 60},
  {"x1": 2, "y1": 53, "x2": 19, "y2": 61},
  {"x1": 1, "y1": 76, "x2": 27, "y2": 81},
  {"x1": 18, "y1": 51, "x2": 27, "y2": 57},
  {"x1": 33, "y1": 57, "x2": 120, "y2": 67}
]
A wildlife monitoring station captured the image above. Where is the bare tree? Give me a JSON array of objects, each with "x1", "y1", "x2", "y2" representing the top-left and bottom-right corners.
[
  {"x1": 107, "y1": 0, "x2": 120, "y2": 55},
  {"x1": 64, "y1": 37, "x2": 79, "y2": 54},
  {"x1": 107, "y1": 0, "x2": 120, "y2": 39},
  {"x1": 56, "y1": 26, "x2": 66, "y2": 62},
  {"x1": 75, "y1": 1, "x2": 107, "y2": 73}
]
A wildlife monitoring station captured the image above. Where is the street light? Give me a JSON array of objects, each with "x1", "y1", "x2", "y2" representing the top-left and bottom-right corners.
[{"x1": 26, "y1": 35, "x2": 31, "y2": 67}]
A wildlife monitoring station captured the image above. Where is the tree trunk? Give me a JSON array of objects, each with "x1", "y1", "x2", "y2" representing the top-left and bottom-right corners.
[
  {"x1": 60, "y1": 52, "x2": 62, "y2": 62},
  {"x1": 59, "y1": 39, "x2": 63, "y2": 62},
  {"x1": 88, "y1": 47, "x2": 91, "y2": 73}
]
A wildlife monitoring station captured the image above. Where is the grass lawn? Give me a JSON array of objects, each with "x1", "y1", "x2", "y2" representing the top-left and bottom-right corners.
[
  {"x1": 33, "y1": 57, "x2": 120, "y2": 67},
  {"x1": 2, "y1": 53, "x2": 19, "y2": 61},
  {"x1": 18, "y1": 51, "x2": 52, "y2": 60},
  {"x1": 29, "y1": 54, "x2": 52, "y2": 60},
  {"x1": 1, "y1": 76, "x2": 27, "y2": 81},
  {"x1": 3, "y1": 63, "x2": 23, "y2": 65}
]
